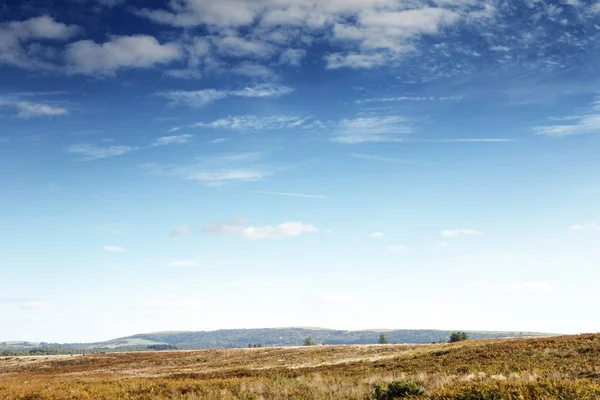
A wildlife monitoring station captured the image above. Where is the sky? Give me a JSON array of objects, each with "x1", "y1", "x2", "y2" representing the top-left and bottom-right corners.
[{"x1": 1, "y1": 0, "x2": 600, "y2": 343}]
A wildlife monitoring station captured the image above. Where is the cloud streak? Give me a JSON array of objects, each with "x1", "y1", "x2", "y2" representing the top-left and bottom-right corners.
[
  {"x1": 0, "y1": 99, "x2": 68, "y2": 117},
  {"x1": 68, "y1": 143, "x2": 136, "y2": 160},
  {"x1": 332, "y1": 116, "x2": 412, "y2": 143},
  {"x1": 142, "y1": 152, "x2": 273, "y2": 186},
  {"x1": 204, "y1": 218, "x2": 318, "y2": 239},
  {"x1": 159, "y1": 83, "x2": 293, "y2": 108}
]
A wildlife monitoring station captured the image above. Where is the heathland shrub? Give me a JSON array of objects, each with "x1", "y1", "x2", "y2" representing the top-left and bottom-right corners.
[
  {"x1": 449, "y1": 331, "x2": 469, "y2": 343},
  {"x1": 373, "y1": 380, "x2": 426, "y2": 399}
]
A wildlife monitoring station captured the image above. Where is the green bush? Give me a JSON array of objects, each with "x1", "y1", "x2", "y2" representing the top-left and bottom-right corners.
[
  {"x1": 449, "y1": 331, "x2": 469, "y2": 343},
  {"x1": 373, "y1": 380, "x2": 426, "y2": 399}
]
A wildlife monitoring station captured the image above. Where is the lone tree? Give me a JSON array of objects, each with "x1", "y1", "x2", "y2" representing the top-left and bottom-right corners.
[
  {"x1": 304, "y1": 337, "x2": 316, "y2": 346},
  {"x1": 378, "y1": 333, "x2": 388, "y2": 344},
  {"x1": 449, "y1": 331, "x2": 469, "y2": 343}
]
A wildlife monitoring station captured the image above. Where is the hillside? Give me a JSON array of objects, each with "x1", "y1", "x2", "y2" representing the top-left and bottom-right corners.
[
  {"x1": 83, "y1": 328, "x2": 553, "y2": 350},
  {"x1": 1, "y1": 334, "x2": 599, "y2": 399}
]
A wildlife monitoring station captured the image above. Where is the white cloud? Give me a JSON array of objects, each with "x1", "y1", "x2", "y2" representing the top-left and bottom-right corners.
[
  {"x1": 170, "y1": 226, "x2": 191, "y2": 237},
  {"x1": 388, "y1": 244, "x2": 408, "y2": 253},
  {"x1": 65, "y1": 35, "x2": 181, "y2": 75},
  {"x1": 441, "y1": 229, "x2": 483, "y2": 237},
  {"x1": 135, "y1": 0, "x2": 471, "y2": 72},
  {"x1": 204, "y1": 218, "x2": 318, "y2": 239},
  {"x1": 160, "y1": 88, "x2": 228, "y2": 108},
  {"x1": 534, "y1": 98, "x2": 600, "y2": 137},
  {"x1": 571, "y1": 222, "x2": 600, "y2": 231},
  {"x1": 231, "y1": 83, "x2": 294, "y2": 98},
  {"x1": 0, "y1": 16, "x2": 81, "y2": 69},
  {"x1": 151, "y1": 134, "x2": 193, "y2": 146},
  {"x1": 335, "y1": 7, "x2": 459, "y2": 51},
  {"x1": 253, "y1": 190, "x2": 327, "y2": 199},
  {"x1": 165, "y1": 261, "x2": 197, "y2": 267},
  {"x1": 67, "y1": 143, "x2": 136, "y2": 160},
  {"x1": 244, "y1": 221, "x2": 318, "y2": 239},
  {"x1": 193, "y1": 115, "x2": 310, "y2": 131},
  {"x1": 0, "y1": 99, "x2": 68, "y2": 118},
  {"x1": 135, "y1": 0, "x2": 262, "y2": 27},
  {"x1": 325, "y1": 52, "x2": 388, "y2": 69},
  {"x1": 332, "y1": 116, "x2": 412, "y2": 143},
  {"x1": 370, "y1": 232, "x2": 384, "y2": 239},
  {"x1": 279, "y1": 48, "x2": 307, "y2": 65},
  {"x1": 143, "y1": 152, "x2": 272, "y2": 185},
  {"x1": 503, "y1": 282, "x2": 553, "y2": 292},
  {"x1": 104, "y1": 245, "x2": 125, "y2": 252},
  {"x1": 159, "y1": 83, "x2": 293, "y2": 108}
]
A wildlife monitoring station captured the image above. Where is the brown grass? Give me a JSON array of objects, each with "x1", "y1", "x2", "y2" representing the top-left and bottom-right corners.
[{"x1": 1, "y1": 334, "x2": 599, "y2": 399}]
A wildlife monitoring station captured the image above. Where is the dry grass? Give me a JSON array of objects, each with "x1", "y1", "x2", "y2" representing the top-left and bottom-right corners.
[{"x1": 1, "y1": 334, "x2": 599, "y2": 399}]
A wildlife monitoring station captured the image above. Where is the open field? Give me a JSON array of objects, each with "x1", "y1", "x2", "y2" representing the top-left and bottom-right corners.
[{"x1": 1, "y1": 334, "x2": 600, "y2": 399}]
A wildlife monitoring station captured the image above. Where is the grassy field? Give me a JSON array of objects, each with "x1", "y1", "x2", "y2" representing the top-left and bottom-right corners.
[{"x1": 1, "y1": 334, "x2": 599, "y2": 399}]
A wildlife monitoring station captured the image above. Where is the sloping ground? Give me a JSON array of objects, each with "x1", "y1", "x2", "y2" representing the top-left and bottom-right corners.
[
  {"x1": 0, "y1": 334, "x2": 599, "y2": 399},
  {"x1": 106, "y1": 328, "x2": 552, "y2": 349}
]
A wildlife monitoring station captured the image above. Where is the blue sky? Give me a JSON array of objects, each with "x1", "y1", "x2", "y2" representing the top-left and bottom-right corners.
[{"x1": 1, "y1": 0, "x2": 600, "y2": 342}]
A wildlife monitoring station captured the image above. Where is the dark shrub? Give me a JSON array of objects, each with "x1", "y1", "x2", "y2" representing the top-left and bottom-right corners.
[{"x1": 373, "y1": 380, "x2": 426, "y2": 399}]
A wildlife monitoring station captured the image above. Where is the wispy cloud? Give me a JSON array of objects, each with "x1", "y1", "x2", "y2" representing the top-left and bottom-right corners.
[
  {"x1": 142, "y1": 152, "x2": 273, "y2": 185},
  {"x1": 253, "y1": 190, "x2": 327, "y2": 199},
  {"x1": 68, "y1": 143, "x2": 136, "y2": 160},
  {"x1": 370, "y1": 232, "x2": 384, "y2": 239},
  {"x1": 193, "y1": 115, "x2": 310, "y2": 131},
  {"x1": 151, "y1": 134, "x2": 193, "y2": 146},
  {"x1": 204, "y1": 218, "x2": 318, "y2": 239},
  {"x1": 159, "y1": 83, "x2": 293, "y2": 108},
  {"x1": 332, "y1": 116, "x2": 412, "y2": 143},
  {"x1": 441, "y1": 229, "x2": 483, "y2": 237},
  {"x1": 104, "y1": 245, "x2": 125, "y2": 252},
  {"x1": 357, "y1": 95, "x2": 463, "y2": 104},
  {"x1": 534, "y1": 98, "x2": 600, "y2": 137},
  {"x1": 0, "y1": 99, "x2": 68, "y2": 118}
]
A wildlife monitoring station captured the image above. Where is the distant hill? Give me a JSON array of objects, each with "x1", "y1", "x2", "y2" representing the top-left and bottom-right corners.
[
  {"x1": 117, "y1": 328, "x2": 555, "y2": 349},
  {"x1": 0, "y1": 328, "x2": 557, "y2": 353}
]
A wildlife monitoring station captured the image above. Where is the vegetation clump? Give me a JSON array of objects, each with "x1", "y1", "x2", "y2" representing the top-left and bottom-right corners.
[
  {"x1": 304, "y1": 337, "x2": 316, "y2": 346},
  {"x1": 373, "y1": 380, "x2": 426, "y2": 399},
  {"x1": 449, "y1": 331, "x2": 469, "y2": 343}
]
